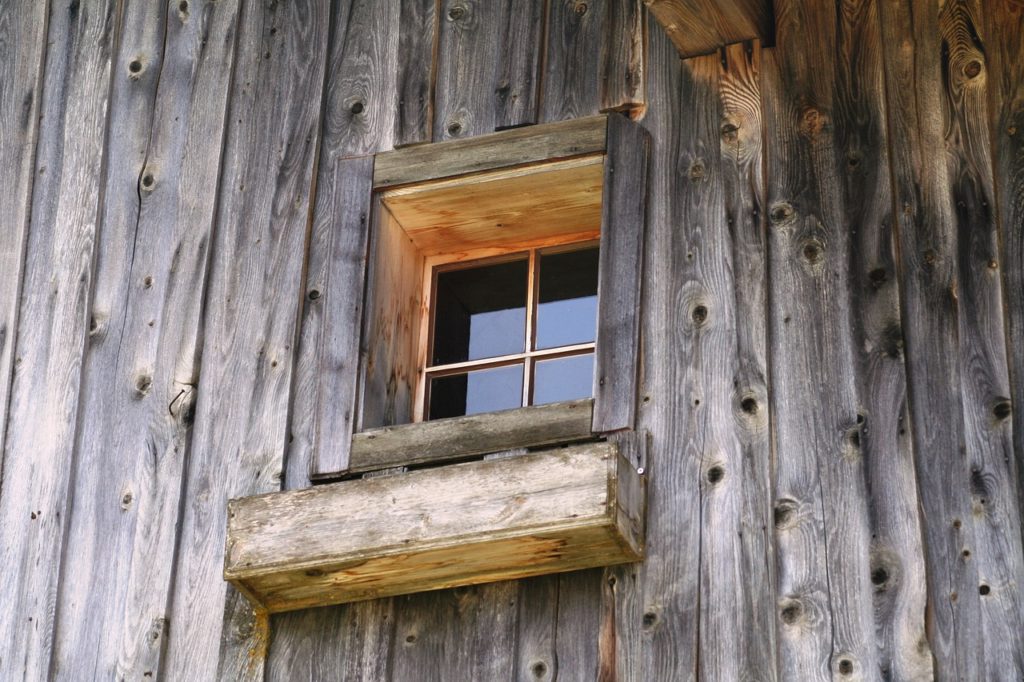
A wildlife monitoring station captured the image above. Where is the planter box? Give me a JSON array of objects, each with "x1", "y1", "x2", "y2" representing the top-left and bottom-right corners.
[{"x1": 224, "y1": 440, "x2": 645, "y2": 613}]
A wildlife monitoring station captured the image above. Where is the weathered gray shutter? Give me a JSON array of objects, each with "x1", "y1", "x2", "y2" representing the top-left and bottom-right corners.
[
  {"x1": 592, "y1": 114, "x2": 649, "y2": 432},
  {"x1": 307, "y1": 154, "x2": 375, "y2": 478}
]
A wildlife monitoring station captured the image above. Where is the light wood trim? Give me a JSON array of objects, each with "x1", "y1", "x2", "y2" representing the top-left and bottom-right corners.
[
  {"x1": 373, "y1": 115, "x2": 610, "y2": 188},
  {"x1": 345, "y1": 398, "x2": 595, "y2": 475},
  {"x1": 225, "y1": 440, "x2": 644, "y2": 612}
]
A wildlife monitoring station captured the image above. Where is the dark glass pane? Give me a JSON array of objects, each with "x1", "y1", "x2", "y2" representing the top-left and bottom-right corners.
[
  {"x1": 432, "y1": 258, "x2": 528, "y2": 364},
  {"x1": 428, "y1": 364, "x2": 524, "y2": 420},
  {"x1": 536, "y1": 246, "x2": 599, "y2": 349},
  {"x1": 532, "y1": 353, "x2": 594, "y2": 405}
]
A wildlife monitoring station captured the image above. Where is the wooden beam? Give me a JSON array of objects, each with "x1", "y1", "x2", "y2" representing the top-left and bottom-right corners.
[
  {"x1": 345, "y1": 399, "x2": 594, "y2": 475},
  {"x1": 645, "y1": 0, "x2": 773, "y2": 58},
  {"x1": 226, "y1": 441, "x2": 645, "y2": 612},
  {"x1": 373, "y1": 114, "x2": 609, "y2": 188}
]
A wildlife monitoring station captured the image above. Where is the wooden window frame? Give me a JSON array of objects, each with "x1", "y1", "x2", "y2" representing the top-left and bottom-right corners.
[
  {"x1": 304, "y1": 113, "x2": 649, "y2": 479},
  {"x1": 416, "y1": 239, "x2": 600, "y2": 421}
]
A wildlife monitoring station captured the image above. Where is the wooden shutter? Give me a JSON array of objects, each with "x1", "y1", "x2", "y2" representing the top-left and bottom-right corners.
[{"x1": 593, "y1": 114, "x2": 650, "y2": 432}]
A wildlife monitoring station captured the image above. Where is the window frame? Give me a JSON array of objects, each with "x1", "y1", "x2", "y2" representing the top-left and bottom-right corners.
[{"x1": 417, "y1": 239, "x2": 601, "y2": 421}]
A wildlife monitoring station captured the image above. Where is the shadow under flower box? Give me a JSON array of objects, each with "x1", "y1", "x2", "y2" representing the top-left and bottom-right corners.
[{"x1": 224, "y1": 440, "x2": 645, "y2": 613}]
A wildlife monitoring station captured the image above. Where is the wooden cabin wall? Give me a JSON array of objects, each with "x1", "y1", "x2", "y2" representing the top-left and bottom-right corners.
[{"x1": 0, "y1": 1, "x2": 1022, "y2": 680}]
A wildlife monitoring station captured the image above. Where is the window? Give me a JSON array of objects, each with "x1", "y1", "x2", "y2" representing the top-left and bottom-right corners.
[
  {"x1": 423, "y1": 243, "x2": 600, "y2": 420},
  {"x1": 303, "y1": 114, "x2": 648, "y2": 478}
]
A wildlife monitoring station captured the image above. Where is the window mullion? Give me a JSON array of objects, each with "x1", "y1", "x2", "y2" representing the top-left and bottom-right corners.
[{"x1": 524, "y1": 249, "x2": 538, "y2": 406}]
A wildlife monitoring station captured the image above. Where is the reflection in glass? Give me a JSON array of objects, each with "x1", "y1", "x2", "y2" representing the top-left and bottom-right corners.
[
  {"x1": 432, "y1": 258, "x2": 528, "y2": 365},
  {"x1": 428, "y1": 364, "x2": 524, "y2": 420},
  {"x1": 536, "y1": 247, "x2": 599, "y2": 349},
  {"x1": 533, "y1": 353, "x2": 594, "y2": 405}
]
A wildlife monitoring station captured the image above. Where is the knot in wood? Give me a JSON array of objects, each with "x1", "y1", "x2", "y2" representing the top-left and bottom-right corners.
[
  {"x1": 768, "y1": 202, "x2": 794, "y2": 225},
  {"x1": 134, "y1": 373, "x2": 153, "y2": 397},
  {"x1": 178, "y1": 0, "x2": 188, "y2": 14},
  {"x1": 141, "y1": 171, "x2": 156, "y2": 192},
  {"x1": 447, "y1": 121, "x2": 463, "y2": 136},
  {"x1": 963, "y1": 59, "x2": 982, "y2": 79},
  {"x1": 778, "y1": 598, "x2": 803, "y2": 625},
  {"x1": 573, "y1": 2, "x2": 588, "y2": 15},
  {"x1": 350, "y1": 100, "x2": 364, "y2": 115},
  {"x1": 979, "y1": 583, "x2": 991, "y2": 596},
  {"x1": 868, "y1": 267, "x2": 887, "y2": 288},
  {"x1": 993, "y1": 399, "x2": 1011, "y2": 422},
  {"x1": 641, "y1": 611, "x2": 658, "y2": 629},
  {"x1": 688, "y1": 162, "x2": 706, "y2": 181},
  {"x1": 836, "y1": 657, "x2": 855, "y2": 676},
  {"x1": 798, "y1": 105, "x2": 827, "y2": 138},
  {"x1": 308, "y1": 289, "x2": 321, "y2": 300},
  {"x1": 800, "y1": 238, "x2": 824, "y2": 265},
  {"x1": 720, "y1": 122, "x2": 739, "y2": 143},
  {"x1": 531, "y1": 661, "x2": 548, "y2": 678},
  {"x1": 706, "y1": 464, "x2": 725, "y2": 485},
  {"x1": 128, "y1": 58, "x2": 145, "y2": 79},
  {"x1": 447, "y1": 5, "x2": 465, "y2": 20},
  {"x1": 740, "y1": 395, "x2": 758, "y2": 415},
  {"x1": 691, "y1": 303, "x2": 708, "y2": 326},
  {"x1": 774, "y1": 499, "x2": 798, "y2": 529}
]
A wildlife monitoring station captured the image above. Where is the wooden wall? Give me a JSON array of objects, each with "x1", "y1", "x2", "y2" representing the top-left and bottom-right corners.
[{"x1": 0, "y1": 0, "x2": 1021, "y2": 679}]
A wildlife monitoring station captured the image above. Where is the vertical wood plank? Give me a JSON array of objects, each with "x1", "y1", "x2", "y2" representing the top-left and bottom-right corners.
[
  {"x1": 0, "y1": 0, "x2": 119, "y2": 677},
  {"x1": 877, "y1": 0, "x2": 1024, "y2": 677},
  {"x1": 599, "y1": 0, "x2": 644, "y2": 113},
  {"x1": 50, "y1": 0, "x2": 242, "y2": 679},
  {"x1": 267, "y1": 598, "x2": 395, "y2": 681},
  {"x1": 308, "y1": 156, "x2": 375, "y2": 477},
  {"x1": 984, "y1": 0, "x2": 1024, "y2": 567},
  {"x1": 592, "y1": 113, "x2": 648, "y2": 433},
  {"x1": 160, "y1": 0, "x2": 330, "y2": 678},
  {"x1": 433, "y1": 0, "x2": 505, "y2": 140},
  {"x1": 622, "y1": 21, "x2": 702, "y2": 681},
  {"x1": 552, "y1": 569, "x2": 603, "y2": 682},
  {"x1": 540, "y1": 0, "x2": 607, "y2": 122},
  {"x1": 0, "y1": 0, "x2": 48, "y2": 467},
  {"x1": 320, "y1": 0, "x2": 400, "y2": 159},
  {"x1": 762, "y1": 0, "x2": 881, "y2": 677},
  {"x1": 390, "y1": 583, "x2": 519, "y2": 682},
  {"x1": 828, "y1": 1, "x2": 934, "y2": 678},
  {"x1": 495, "y1": 0, "x2": 546, "y2": 130},
  {"x1": 395, "y1": 0, "x2": 438, "y2": 147},
  {"x1": 513, "y1": 576, "x2": 558, "y2": 682}
]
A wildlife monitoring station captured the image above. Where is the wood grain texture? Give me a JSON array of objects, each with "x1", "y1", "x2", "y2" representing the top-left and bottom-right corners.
[
  {"x1": 0, "y1": 0, "x2": 48, "y2": 470},
  {"x1": 620, "y1": 22, "x2": 703, "y2": 680},
  {"x1": 433, "y1": 0, "x2": 505, "y2": 141},
  {"x1": 320, "y1": 0, "x2": 400, "y2": 159},
  {"x1": 600, "y1": 0, "x2": 644, "y2": 112},
  {"x1": 984, "y1": 0, "x2": 1024, "y2": 573},
  {"x1": 226, "y1": 442, "x2": 644, "y2": 611},
  {"x1": 877, "y1": 1, "x2": 1024, "y2": 678},
  {"x1": 592, "y1": 114, "x2": 648, "y2": 432},
  {"x1": 307, "y1": 156, "x2": 375, "y2": 477},
  {"x1": 540, "y1": 0, "x2": 607, "y2": 122},
  {"x1": 763, "y1": 0, "x2": 881, "y2": 677},
  {"x1": 49, "y1": 1, "x2": 242, "y2": 679},
  {"x1": 495, "y1": 0, "x2": 546, "y2": 129},
  {"x1": 645, "y1": 0, "x2": 772, "y2": 59},
  {"x1": 374, "y1": 113, "x2": 609, "y2": 188},
  {"x1": 0, "y1": 1, "x2": 118, "y2": 677},
  {"x1": 395, "y1": 0, "x2": 437, "y2": 146},
  {"x1": 349, "y1": 398, "x2": 594, "y2": 473},
  {"x1": 826, "y1": 2, "x2": 933, "y2": 678},
  {"x1": 159, "y1": 0, "x2": 330, "y2": 678}
]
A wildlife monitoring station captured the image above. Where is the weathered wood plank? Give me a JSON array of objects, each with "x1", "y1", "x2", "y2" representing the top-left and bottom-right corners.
[
  {"x1": 540, "y1": 0, "x2": 607, "y2": 122},
  {"x1": 49, "y1": 1, "x2": 241, "y2": 679},
  {"x1": 592, "y1": 114, "x2": 649, "y2": 432},
  {"x1": 621, "y1": 21, "x2": 703, "y2": 680},
  {"x1": 878, "y1": 0, "x2": 1024, "y2": 677},
  {"x1": 0, "y1": 0, "x2": 48, "y2": 469},
  {"x1": 553, "y1": 569, "x2": 604, "y2": 681},
  {"x1": 677, "y1": 41, "x2": 779, "y2": 681},
  {"x1": 374, "y1": 114, "x2": 609, "y2": 188},
  {"x1": 320, "y1": 0, "x2": 400, "y2": 159},
  {"x1": 827, "y1": 2, "x2": 933, "y2": 678},
  {"x1": 160, "y1": 0, "x2": 330, "y2": 678},
  {"x1": 226, "y1": 442, "x2": 645, "y2": 611},
  {"x1": 600, "y1": 0, "x2": 645, "y2": 113},
  {"x1": 395, "y1": 0, "x2": 437, "y2": 146},
  {"x1": 284, "y1": 155, "x2": 374, "y2": 485},
  {"x1": 763, "y1": 0, "x2": 881, "y2": 676},
  {"x1": 513, "y1": 575, "x2": 559, "y2": 682},
  {"x1": 984, "y1": 0, "x2": 1024, "y2": 568},
  {"x1": 433, "y1": 0, "x2": 505, "y2": 141},
  {"x1": 495, "y1": 0, "x2": 546, "y2": 129},
  {"x1": 645, "y1": 0, "x2": 773, "y2": 59},
  {"x1": 267, "y1": 598, "x2": 395, "y2": 681},
  {"x1": 348, "y1": 398, "x2": 594, "y2": 474},
  {"x1": 306, "y1": 156, "x2": 375, "y2": 477},
  {"x1": 0, "y1": 0, "x2": 119, "y2": 677}
]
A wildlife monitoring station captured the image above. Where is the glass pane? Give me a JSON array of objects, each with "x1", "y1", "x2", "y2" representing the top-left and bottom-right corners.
[
  {"x1": 432, "y1": 258, "x2": 528, "y2": 365},
  {"x1": 536, "y1": 246, "x2": 599, "y2": 350},
  {"x1": 532, "y1": 353, "x2": 594, "y2": 405},
  {"x1": 428, "y1": 364, "x2": 524, "y2": 420}
]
